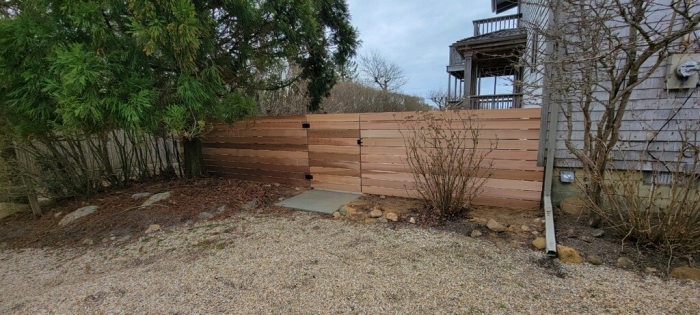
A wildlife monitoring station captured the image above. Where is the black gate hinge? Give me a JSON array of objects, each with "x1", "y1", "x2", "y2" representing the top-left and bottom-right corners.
[
  {"x1": 357, "y1": 138, "x2": 363, "y2": 146},
  {"x1": 302, "y1": 123, "x2": 310, "y2": 129},
  {"x1": 305, "y1": 174, "x2": 313, "y2": 180}
]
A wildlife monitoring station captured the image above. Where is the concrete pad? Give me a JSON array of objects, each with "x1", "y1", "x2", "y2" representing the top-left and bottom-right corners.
[{"x1": 275, "y1": 189, "x2": 362, "y2": 214}]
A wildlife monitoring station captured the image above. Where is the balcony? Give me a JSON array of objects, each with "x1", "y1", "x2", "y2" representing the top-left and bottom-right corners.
[
  {"x1": 472, "y1": 13, "x2": 521, "y2": 36},
  {"x1": 469, "y1": 94, "x2": 522, "y2": 109}
]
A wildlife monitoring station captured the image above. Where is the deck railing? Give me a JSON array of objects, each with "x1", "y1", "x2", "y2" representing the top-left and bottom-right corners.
[
  {"x1": 449, "y1": 47, "x2": 464, "y2": 67},
  {"x1": 473, "y1": 14, "x2": 521, "y2": 36},
  {"x1": 469, "y1": 94, "x2": 522, "y2": 109}
]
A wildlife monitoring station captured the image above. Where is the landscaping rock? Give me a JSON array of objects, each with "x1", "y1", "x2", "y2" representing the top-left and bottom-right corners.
[
  {"x1": 377, "y1": 218, "x2": 388, "y2": 223},
  {"x1": 532, "y1": 237, "x2": 546, "y2": 250},
  {"x1": 670, "y1": 267, "x2": 700, "y2": 282},
  {"x1": 369, "y1": 209, "x2": 383, "y2": 218},
  {"x1": 37, "y1": 197, "x2": 55, "y2": 208},
  {"x1": 521, "y1": 225, "x2": 531, "y2": 232},
  {"x1": 145, "y1": 224, "x2": 161, "y2": 234},
  {"x1": 579, "y1": 235, "x2": 593, "y2": 243},
  {"x1": 560, "y1": 196, "x2": 588, "y2": 215},
  {"x1": 82, "y1": 238, "x2": 94, "y2": 246},
  {"x1": 556, "y1": 245, "x2": 583, "y2": 263},
  {"x1": 273, "y1": 183, "x2": 280, "y2": 187},
  {"x1": 54, "y1": 212, "x2": 63, "y2": 218},
  {"x1": 338, "y1": 205, "x2": 356, "y2": 216},
  {"x1": 131, "y1": 192, "x2": 151, "y2": 200},
  {"x1": 242, "y1": 199, "x2": 258, "y2": 211},
  {"x1": 591, "y1": 229, "x2": 605, "y2": 238},
  {"x1": 587, "y1": 255, "x2": 603, "y2": 265},
  {"x1": 215, "y1": 206, "x2": 226, "y2": 214},
  {"x1": 333, "y1": 212, "x2": 341, "y2": 219},
  {"x1": 409, "y1": 217, "x2": 416, "y2": 224},
  {"x1": 617, "y1": 257, "x2": 634, "y2": 269},
  {"x1": 0, "y1": 202, "x2": 30, "y2": 220},
  {"x1": 198, "y1": 212, "x2": 214, "y2": 220},
  {"x1": 141, "y1": 192, "x2": 171, "y2": 207},
  {"x1": 645, "y1": 267, "x2": 658, "y2": 274},
  {"x1": 470, "y1": 230, "x2": 483, "y2": 238},
  {"x1": 59, "y1": 205, "x2": 99, "y2": 227},
  {"x1": 486, "y1": 219, "x2": 506, "y2": 232},
  {"x1": 379, "y1": 195, "x2": 386, "y2": 199},
  {"x1": 386, "y1": 212, "x2": 398, "y2": 222}
]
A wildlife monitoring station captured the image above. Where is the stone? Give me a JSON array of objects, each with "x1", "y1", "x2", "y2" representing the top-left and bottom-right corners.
[
  {"x1": 82, "y1": 238, "x2": 94, "y2": 246},
  {"x1": 587, "y1": 254, "x2": 603, "y2": 265},
  {"x1": 140, "y1": 192, "x2": 171, "y2": 207},
  {"x1": 338, "y1": 205, "x2": 356, "y2": 216},
  {"x1": 617, "y1": 257, "x2": 634, "y2": 269},
  {"x1": 532, "y1": 237, "x2": 546, "y2": 250},
  {"x1": 486, "y1": 219, "x2": 506, "y2": 232},
  {"x1": 332, "y1": 212, "x2": 341, "y2": 219},
  {"x1": 591, "y1": 229, "x2": 605, "y2": 238},
  {"x1": 37, "y1": 197, "x2": 55, "y2": 208},
  {"x1": 131, "y1": 192, "x2": 151, "y2": 200},
  {"x1": 645, "y1": 267, "x2": 658, "y2": 273},
  {"x1": 409, "y1": 217, "x2": 416, "y2": 224},
  {"x1": 145, "y1": 224, "x2": 161, "y2": 234},
  {"x1": 579, "y1": 235, "x2": 593, "y2": 243},
  {"x1": 471, "y1": 230, "x2": 483, "y2": 238},
  {"x1": 0, "y1": 202, "x2": 30, "y2": 220},
  {"x1": 59, "y1": 205, "x2": 99, "y2": 226},
  {"x1": 670, "y1": 266, "x2": 700, "y2": 282},
  {"x1": 263, "y1": 184, "x2": 272, "y2": 188},
  {"x1": 369, "y1": 209, "x2": 383, "y2": 218},
  {"x1": 242, "y1": 199, "x2": 258, "y2": 210},
  {"x1": 278, "y1": 197, "x2": 285, "y2": 201},
  {"x1": 532, "y1": 231, "x2": 540, "y2": 235},
  {"x1": 379, "y1": 195, "x2": 386, "y2": 199},
  {"x1": 521, "y1": 225, "x2": 531, "y2": 232},
  {"x1": 273, "y1": 183, "x2": 281, "y2": 187},
  {"x1": 560, "y1": 196, "x2": 589, "y2": 215},
  {"x1": 198, "y1": 212, "x2": 214, "y2": 220},
  {"x1": 54, "y1": 212, "x2": 63, "y2": 218},
  {"x1": 294, "y1": 187, "x2": 301, "y2": 191},
  {"x1": 386, "y1": 212, "x2": 398, "y2": 222},
  {"x1": 556, "y1": 245, "x2": 583, "y2": 263},
  {"x1": 377, "y1": 218, "x2": 388, "y2": 223},
  {"x1": 215, "y1": 206, "x2": 226, "y2": 214}
]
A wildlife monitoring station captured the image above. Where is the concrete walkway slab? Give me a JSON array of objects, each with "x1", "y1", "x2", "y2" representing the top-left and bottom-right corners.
[{"x1": 275, "y1": 189, "x2": 362, "y2": 214}]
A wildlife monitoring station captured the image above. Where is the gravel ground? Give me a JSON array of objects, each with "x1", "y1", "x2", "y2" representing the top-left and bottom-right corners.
[{"x1": 1, "y1": 212, "x2": 698, "y2": 314}]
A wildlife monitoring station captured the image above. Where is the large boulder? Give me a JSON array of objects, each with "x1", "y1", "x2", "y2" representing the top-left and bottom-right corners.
[
  {"x1": 670, "y1": 266, "x2": 700, "y2": 282},
  {"x1": 140, "y1": 192, "x2": 172, "y2": 207},
  {"x1": 59, "y1": 205, "x2": 99, "y2": 226},
  {"x1": 560, "y1": 196, "x2": 589, "y2": 215}
]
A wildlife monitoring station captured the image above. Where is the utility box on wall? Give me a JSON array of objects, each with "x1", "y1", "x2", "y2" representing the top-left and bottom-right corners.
[{"x1": 666, "y1": 53, "x2": 700, "y2": 89}]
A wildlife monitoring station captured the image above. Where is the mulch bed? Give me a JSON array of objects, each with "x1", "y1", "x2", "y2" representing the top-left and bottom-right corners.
[{"x1": 0, "y1": 177, "x2": 300, "y2": 249}]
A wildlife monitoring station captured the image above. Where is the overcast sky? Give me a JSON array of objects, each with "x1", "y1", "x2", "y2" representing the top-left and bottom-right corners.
[{"x1": 346, "y1": 0, "x2": 500, "y2": 99}]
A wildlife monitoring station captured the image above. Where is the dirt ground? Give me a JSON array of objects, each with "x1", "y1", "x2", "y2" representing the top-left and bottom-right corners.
[{"x1": 0, "y1": 177, "x2": 696, "y2": 276}]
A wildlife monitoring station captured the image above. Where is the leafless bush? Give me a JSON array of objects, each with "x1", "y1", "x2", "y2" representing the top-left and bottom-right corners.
[
  {"x1": 400, "y1": 111, "x2": 496, "y2": 217},
  {"x1": 582, "y1": 133, "x2": 700, "y2": 256}
]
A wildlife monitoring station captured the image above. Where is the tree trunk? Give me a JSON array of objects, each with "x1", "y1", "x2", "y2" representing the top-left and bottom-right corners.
[{"x1": 183, "y1": 137, "x2": 205, "y2": 179}]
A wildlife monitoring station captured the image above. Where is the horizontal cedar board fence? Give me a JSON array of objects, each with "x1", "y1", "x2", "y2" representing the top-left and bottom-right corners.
[{"x1": 202, "y1": 108, "x2": 543, "y2": 209}]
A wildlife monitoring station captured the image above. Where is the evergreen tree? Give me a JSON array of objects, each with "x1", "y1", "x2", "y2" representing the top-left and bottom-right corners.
[{"x1": 0, "y1": 0, "x2": 358, "y2": 178}]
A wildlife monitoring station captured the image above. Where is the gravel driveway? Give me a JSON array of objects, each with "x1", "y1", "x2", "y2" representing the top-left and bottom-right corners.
[{"x1": 1, "y1": 212, "x2": 698, "y2": 314}]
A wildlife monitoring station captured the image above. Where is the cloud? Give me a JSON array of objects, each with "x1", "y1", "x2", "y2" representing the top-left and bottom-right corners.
[{"x1": 346, "y1": 0, "x2": 496, "y2": 97}]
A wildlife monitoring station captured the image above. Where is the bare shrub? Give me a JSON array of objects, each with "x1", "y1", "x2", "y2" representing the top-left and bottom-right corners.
[
  {"x1": 400, "y1": 111, "x2": 496, "y2": 218},
  {"x1": 583, "y1": 136, "x2": 700, "y2": 256}
]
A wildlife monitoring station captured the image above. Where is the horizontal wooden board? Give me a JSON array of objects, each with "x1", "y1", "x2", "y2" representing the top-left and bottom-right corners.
[
  {"x1": 203, "y1": 154, "x2": 308, "y2": 167},
  {"x1": 359, "y1": 153, "x2": 541, "y2": 168},
  {"x1": 202, "y1": 136, "x2": 308, "y2": 145},
  {"x1": 308, "y1": 152, "x2": 361, "y2": 162},
  {"x1": 206, "y1": 165, "x2": 306, "y2": 180},
  {"x1": 201, "y1": 142, "x2": 308, "y2": 152},
  {"x1": 361, "y1": 138, "x2": 538, "y2": 150},
  {"x1": 308, "y1": 129, "x2": 360, "y2": 138},
  {"x1": 360, "y1": 147, "x2": 538, "y2": 160},
  {"x1": 202, "y1": 148, "x2": 308, "y2": 159},
  {"x1": 360, "y1": 163, "x2": 543, "y2": 181},
  {"x1": 308, "y1": 137, "x2": 359, "y2": 146},
  {"x1": 312, "y1": 174, "x2": 361, "y2": 186},
  {"x1": 205, "y1": 159, "x2": 309, "y2": 173},
  {"x1": 359, "y1": 108, "x2": 542, "y2": 122},
  {"x1": 311, "y1": 182, "x2": 362, "y2": 193},
  {"x1": 361, "y1": 129, "x2": 541, "y2": 140},
  {"x1": 309, "y1": 122, "x2": 359, "y2": 129},
  {"x1": 360, "y1": 119, "x2": 540, "y2": 130},
  {"x1": 227, "y1": 122, "x2": 305, "y2": 130},
  {"x1": 309, "y1": 145, "x2": 360, "y2": 154},
  {"x1": 310, "y1": 167, "x2": 361, "y2": 177},
  {"x1": 308, "y1": 160, "x2": 360, "y2": 170},
  {"x1": 208, "y1": 129, "x2": 308, "y2": 138},
  {"x1": 306, "y1": 114, "x2": 360, "y2": 122}
]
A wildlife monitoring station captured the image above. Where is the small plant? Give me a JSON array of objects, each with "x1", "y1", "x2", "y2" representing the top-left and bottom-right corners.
[{"x1": 399, "y1": 111, "x2": 496, "y2": 218}]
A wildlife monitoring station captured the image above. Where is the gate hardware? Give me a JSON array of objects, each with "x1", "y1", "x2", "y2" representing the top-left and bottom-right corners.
[
  {"x1": 305, "y1": 174, "x2": 313, "y2": 180},
  {"x1": 302, "y1": 123, "x2": 310, "y2": 129},
  {"x1": 357, "y1": 138, "x2": 363, "y2": 146}
]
